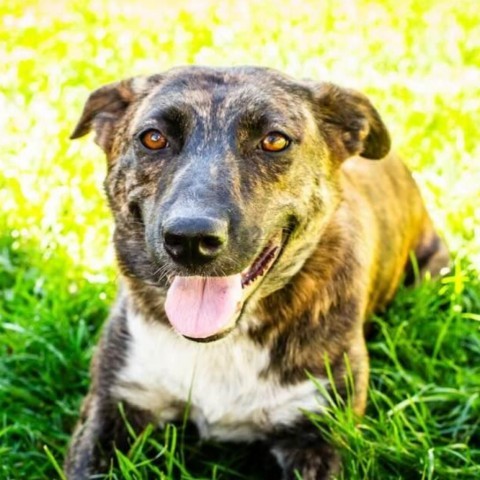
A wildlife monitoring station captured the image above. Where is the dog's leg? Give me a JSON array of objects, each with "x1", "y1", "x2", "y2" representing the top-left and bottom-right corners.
[
  {"x1": 65, "y1": 302, "x2": 154, "y2": 479},
  {"x1": 405, "y1": 226, "x2": 450, "y2": 285},
  {"x1": 270, "y1": 422, "x2": 340, "y2": 480},
  {"x1": 418, "y1": 234, "x2": 450, "y2": 279},
  {"x1": 64, "y1": 391, "x2": 151, "y2": 479},
  {"x1": 264, "y1": 314, "x2": 368, "y2": 480}
]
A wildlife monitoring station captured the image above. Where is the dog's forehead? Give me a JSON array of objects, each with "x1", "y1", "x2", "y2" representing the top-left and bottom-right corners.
[{"x1": 135, "y1": 66, "x2": 311, "y2": 123}]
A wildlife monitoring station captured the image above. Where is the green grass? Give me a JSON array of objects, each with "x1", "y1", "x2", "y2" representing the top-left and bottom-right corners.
[{"x1": 1, "y1": 0, "x2": 479, "y2": 478}]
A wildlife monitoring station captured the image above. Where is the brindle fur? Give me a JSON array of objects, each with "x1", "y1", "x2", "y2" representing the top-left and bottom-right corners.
[{"x1": 65, "y1": 66, "x2": 448, "y2": 479}]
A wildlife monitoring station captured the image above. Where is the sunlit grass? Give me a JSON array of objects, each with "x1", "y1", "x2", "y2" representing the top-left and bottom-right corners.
[{"x1": 0, "y1": 0, "x2": 479, "y2": 478}]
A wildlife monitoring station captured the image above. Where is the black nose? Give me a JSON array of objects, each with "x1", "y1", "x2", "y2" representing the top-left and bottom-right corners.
[{"x1": 162, "y1": 216, "x2": 228, "y2": 265}]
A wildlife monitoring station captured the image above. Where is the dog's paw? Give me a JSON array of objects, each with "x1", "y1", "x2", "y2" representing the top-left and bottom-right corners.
[{"x1": 273, "y1": 444, "x2": 340, "y2": 480}]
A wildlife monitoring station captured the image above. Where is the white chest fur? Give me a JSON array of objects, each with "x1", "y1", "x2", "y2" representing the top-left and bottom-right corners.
[{"x1": 113, "y1": 310, "x2": 327, "y2": 442}]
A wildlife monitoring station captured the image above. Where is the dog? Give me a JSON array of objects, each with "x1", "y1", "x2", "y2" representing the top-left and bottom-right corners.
[{"x1": 64, "y1": 66, "x2": 448, "y2": 479}]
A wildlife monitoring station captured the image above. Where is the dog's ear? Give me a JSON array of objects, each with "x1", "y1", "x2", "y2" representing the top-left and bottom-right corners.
[
  {"x1": 312, "y1": 83, "x2": 391, "y2": 160},
  {"x1": 70, "y1": 75, "x2": 162, "y2": 152}
]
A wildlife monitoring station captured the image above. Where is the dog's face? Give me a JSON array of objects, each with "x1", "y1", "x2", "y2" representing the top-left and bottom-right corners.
[{"x1": 72, "y1": 66, "x2": 390, "y2": 340}]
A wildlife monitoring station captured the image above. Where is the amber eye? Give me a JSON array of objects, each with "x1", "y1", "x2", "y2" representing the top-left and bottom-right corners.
[
  {"x1": 139, "y1": 129, "x2": 169, "y2": 150},
  {"x1": 260, "y1": 132, "x2": 290, "y2": 152}
]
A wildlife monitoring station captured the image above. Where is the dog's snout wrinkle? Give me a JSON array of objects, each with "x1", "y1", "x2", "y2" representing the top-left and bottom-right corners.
[{"x1": 163, "y1": 216, "x2": 228, "y2": 266}]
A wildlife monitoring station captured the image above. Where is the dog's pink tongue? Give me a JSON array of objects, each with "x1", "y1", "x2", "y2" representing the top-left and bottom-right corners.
[{"x1": 165, "y1": 275, "x2": 243, "y2": 338}]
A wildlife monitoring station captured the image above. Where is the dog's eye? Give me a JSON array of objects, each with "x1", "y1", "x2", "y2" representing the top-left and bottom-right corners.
[
  {"x1": 260, "y1": 132, "x2": 290, "y2": 152},
  {"x1": 139, "y1": 129, "x2": 169, "y2": 150}
]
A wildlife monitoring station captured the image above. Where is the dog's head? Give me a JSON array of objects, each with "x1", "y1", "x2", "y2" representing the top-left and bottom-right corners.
[{"x1": 72, "y1": 66, "x2": 390, "y2": 341}]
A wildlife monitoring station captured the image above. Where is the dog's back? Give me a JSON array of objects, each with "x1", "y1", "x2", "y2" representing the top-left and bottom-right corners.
[{"x1": 341, "y1": 154, "x2": 448, "y2": 315}]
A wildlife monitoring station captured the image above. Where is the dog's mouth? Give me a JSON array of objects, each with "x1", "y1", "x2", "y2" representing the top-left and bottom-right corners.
[{"x1": 164, "y1": 228, "x2": 290, "y2": 341}]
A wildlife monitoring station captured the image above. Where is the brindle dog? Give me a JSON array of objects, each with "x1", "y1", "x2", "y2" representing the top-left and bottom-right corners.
[{"x1": 65, "y1": 66, "x2": 448, "y2": 479}]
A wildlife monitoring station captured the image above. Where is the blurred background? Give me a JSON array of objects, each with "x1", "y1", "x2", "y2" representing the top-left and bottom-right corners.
[
  {"x1": 1, "y1": 0, "x2": 479, "y2": 272},
  {"x1": 0, "y1": 0, "x2": 479, "y2": 478}
]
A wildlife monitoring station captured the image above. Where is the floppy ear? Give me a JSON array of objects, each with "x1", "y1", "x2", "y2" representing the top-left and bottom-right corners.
[
  {"x1": 313, "y1": 83, "x2": 391, "y2": 160},
  {"x1": 70, "y1": 75, "x2": 162, "y2": 152}
]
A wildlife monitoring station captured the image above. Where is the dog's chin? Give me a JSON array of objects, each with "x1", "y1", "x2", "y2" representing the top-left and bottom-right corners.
[{"x1": 169, "y1": 226, "x2": 292, "y2": 343}]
